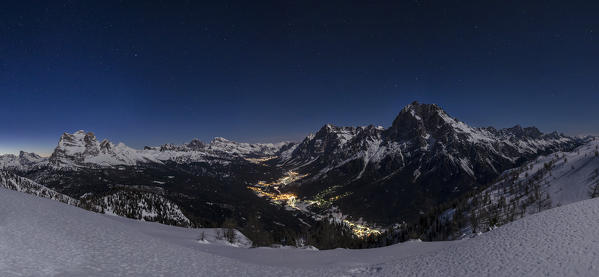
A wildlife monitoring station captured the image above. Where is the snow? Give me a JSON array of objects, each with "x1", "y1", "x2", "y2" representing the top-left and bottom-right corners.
[
  {"x1": 435, "y1": 109, "x2": 572, "y2": 154},
  {"x1": 536, "y1": 139, "x2": 599, "y2": 206},
  {"x1": 459, "y1": 157, "x2": 475, "y2": 177},
  {"x1": 437, "y1": 109, "x2": 492, "y2": 143},
  {"x1": 413, "y1": 168, "x2": 421, "y2": 181},
  {"x1": 278, "y1": 143, "x2": 298, "y2": 161},
  {"x1": 2, "y1": 188, "x2": 599, "y2": 276},
  {"x1": 371, "y1": 197, "x2": 599, "y2": 276},
  {"x1": 410, "y1": 108, "x2": 422, "y2": 120}
]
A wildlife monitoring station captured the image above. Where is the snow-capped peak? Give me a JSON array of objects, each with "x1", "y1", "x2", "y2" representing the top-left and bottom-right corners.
[
  {"x1": 49, "y1": 130, "x2": 156, "y2": 169},
  {"x1": 280, "y1": 102, "x2": 580, "y2": 224},
  {"x1": 211, "y1": 137, "x2": 231, "y2": 143}
]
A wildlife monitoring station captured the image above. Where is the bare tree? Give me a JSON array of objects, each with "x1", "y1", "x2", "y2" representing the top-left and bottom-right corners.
[
  {"x1": 223, "y1": 218, "x2": 237, "y2": 244},
  {"x1": 537, "y1": 192, "x2": 552, "y2": 212},
  {"x1": 215, "y1": 229, "x2": 223, "y2": 240},
  {"x1": 470, "y1": 210, "x2": 479, "y2": 234},
  {"x1": 589, "y1": 180, "x2": 599, "y2": 198}
]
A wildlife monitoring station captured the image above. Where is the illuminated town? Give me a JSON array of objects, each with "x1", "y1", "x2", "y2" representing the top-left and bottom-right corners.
[
  {"x1": 343, "y1": 220, "x2": 382, "y2": 237},
  {"x1": 246, "y1": 168, "x2": 381, "y2": 238}
]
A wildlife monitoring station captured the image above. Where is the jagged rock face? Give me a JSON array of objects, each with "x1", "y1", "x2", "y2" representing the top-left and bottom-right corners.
[
  {"x1": 186, "y1": 139, "x2": 205, "y2": 151},
  {"x1": 280, "y1": 102, "x2": 581, "y2": 224},
  {"x1": 48, "y1": 130, "x2": 151, "y2": 168},
  {"x1": 282, "y1": 124, "x2": 385, "y2": 169},
  {"x1": 386, "y1": 103, "x2": 452, "y2": 141},
  {"x1": 50, "y1": 131, "x2": 97, "y2": 165}
]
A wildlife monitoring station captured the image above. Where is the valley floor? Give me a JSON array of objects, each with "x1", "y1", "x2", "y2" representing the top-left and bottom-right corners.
[{"x1": 1, "y1": 188, "x2": 598, "y2": 276}]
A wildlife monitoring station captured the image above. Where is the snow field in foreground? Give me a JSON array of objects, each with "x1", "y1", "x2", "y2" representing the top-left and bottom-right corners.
[{"x1": 1, "y1": 188, "x2": 599, "y2": 276}]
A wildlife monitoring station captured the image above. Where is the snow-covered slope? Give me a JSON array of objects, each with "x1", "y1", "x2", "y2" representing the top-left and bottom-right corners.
[
  {"x1": 0, "y1": 170, "x2": 78, "y2": 206},
  {"x1": 82, "y1": 190, "x2": 192, "y2": 227},
  {"x1": 497, "y1": 137, "x2": 599, "y2": 206},
  {"x1": 0, "y1": 169, "x2": 192, "y2": 227},
  {"x1": 365, "y1": 196, "x2": 599, "y2": 276},
  {"x1": 2, "y1": 187, "x2": 599, "y2": 276},
  {"x1": 465, "y1": 137, "x2": 599, "y2": 232}
]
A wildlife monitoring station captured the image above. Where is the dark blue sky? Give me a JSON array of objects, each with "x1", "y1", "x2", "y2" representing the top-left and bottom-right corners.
[{"x1": 1, "y1": 1, "x2": 598, "y2": 155}]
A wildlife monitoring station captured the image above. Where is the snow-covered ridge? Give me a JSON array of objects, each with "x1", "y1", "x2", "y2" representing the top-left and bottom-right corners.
[
  {"x1": 83, "y1": 190, "x2": 192, "y2": 227},
  {"x1": 0, "y1": 151, "x2": 47, "y2": 171},
  {"x1": 0, "y1": 170, "x2": 78, "y2": 206},
  {"x1": 498, "y1": 137, "x2": 599, "y2": 207},
  {"x1": 42, "y1": 130, "x2": 293, "y2": 169},
  {"x1": 400, "y1": 101, "x2": 569, "y2": 146},
  {"x1": 283, "y1": 102, "x2": 577, "y2": 179},
  {"x1": 0, "y1": 169, "x2": 193, "y2": 228},
  {"x1": 207, "y1": 137, "x2": 291, "y2": 157}
]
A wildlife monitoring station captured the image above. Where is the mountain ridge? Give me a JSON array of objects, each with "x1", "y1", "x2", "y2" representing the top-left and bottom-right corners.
[
  {"x1": 0, "y1": 101, "x2": 585, "y2": 241},
  {"x1": 272, "y1": 102, "x2": 580, "y2": 224}
]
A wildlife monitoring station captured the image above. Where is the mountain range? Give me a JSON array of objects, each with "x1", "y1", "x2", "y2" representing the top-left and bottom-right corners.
[{"x1": 0, "y1": 102, "x2": 586, "y2": 246}]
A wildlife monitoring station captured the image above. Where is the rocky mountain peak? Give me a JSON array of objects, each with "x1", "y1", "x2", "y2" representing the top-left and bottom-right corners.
[
  {"x1": 186, "y1": 139, "x2": 205, "y2": 151},
  {"x1": 18, "y1": 151, "x2": 41, "y2": 160},
  {"x1": 49, "y1": 130, "x2": 140, "y2": 168},
  {"x1": 18, "y1": 151, "x2": 44, "y2": 166},
  {"x1": 386, "y1": 102, "x2": 454, "y2": 141},
  {"x1": 58, "y1": 130, "x2": 94, "y2": 145},
  {"x1": 507, "y1": 125, "x2": 542, "y2": 138},
  {"x1": 84, "y1": 131, "x2": 97, "y2": 142},
  {"x1": 485, "y1": 125, "x2": 546, "y2": 139},
  {"x1": 315, "y1": 124, "x2": 346, "y2": 136},
  {"x1": 99, "y1": 139, "x2": 112, "y2": 152},
  {"x1": 211, "y1": 137, "x2": 230, "y2": 143}
]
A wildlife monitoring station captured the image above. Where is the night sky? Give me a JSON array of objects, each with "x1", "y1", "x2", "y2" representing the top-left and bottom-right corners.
[{"x1": 1, "y1": 1, "x2": 598, "y2": 155}]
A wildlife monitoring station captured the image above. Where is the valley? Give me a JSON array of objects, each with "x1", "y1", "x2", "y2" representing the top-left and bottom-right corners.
[
  {"x1": 0, "y1": 102, "x2": 588, "y2": 248},
  {"x1": 247, "y1": 169, "x2": 382, "y2": 237}
]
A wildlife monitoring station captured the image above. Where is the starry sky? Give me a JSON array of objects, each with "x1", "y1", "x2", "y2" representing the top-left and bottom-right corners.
[{"x1": 1, "y1": 1, "x2": 598, "y2": 155}]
